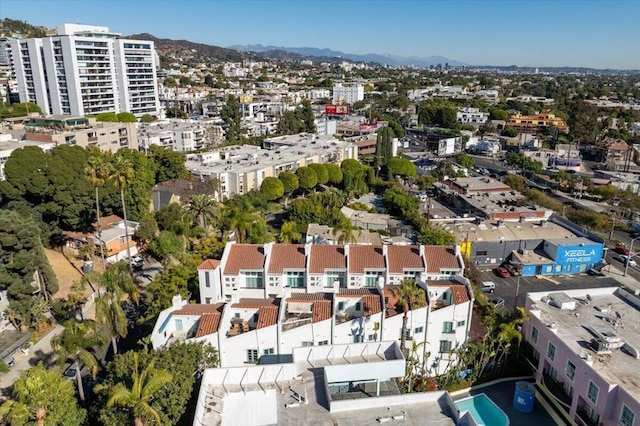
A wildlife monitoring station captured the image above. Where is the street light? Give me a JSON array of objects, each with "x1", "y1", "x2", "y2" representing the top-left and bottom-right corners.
[
  {"x1": 624, "y1": 236, "x2": 640, "y2": 277},
  {"x1": 513, "y1": 274, "x2": 522, "y2": 311}
]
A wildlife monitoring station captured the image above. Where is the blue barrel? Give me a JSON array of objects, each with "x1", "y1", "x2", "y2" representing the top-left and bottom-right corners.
[{"x1": 513, "y1": 381, "x2": 536, "y2": 413}]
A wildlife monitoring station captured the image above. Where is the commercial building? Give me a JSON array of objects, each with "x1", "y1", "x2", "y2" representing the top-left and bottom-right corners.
[
  {"x1": 524, "y1": 287, "x2": 640, "y2": 426},
  {"x1": 506, "y1": 113, "x2": 568, "y2": 134},
  {"x1": 456, "y1": 107, "x2": 489, "y2": 124},
  {"x1": 186, "y1": 134, "x2": 357, "y2": 199},
  {"x1": 10, "y1": 23, "x2": 160, "y2": 117},
  {"x1": 332, "y1": 83, "x2": 364, "y2": 105}
]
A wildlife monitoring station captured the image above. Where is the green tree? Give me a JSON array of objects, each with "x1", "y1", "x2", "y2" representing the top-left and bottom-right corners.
[
  {"x1": 341, "y1": 159, "x2": 368, "y2": 195},
  {"x1": 147, "y1": 231, "x2": 185, "y2": 262},
  {"x1": 387, "y1": 157, "x2": 417, "y2": 177},
  {"x1": 183, "y1": 194, "x2": 220, "y2": 230},
  {"x1": 51, "y1": 320, "x2": 108, "y2": 402},
  {"x1": 392, "y1": 279, "x2": 426, "y2": 353},
  {"x1": 85, "y1": 155, "x2": 113, "y2": 268},
  {"x1": 220, "y1": 95, "x2": 243, "y2": 143},
  {"x1": 325, "y1": 163, "x2": 344, "y2": 186},
  {"x1": 504, "y1": 175, "x2": 525, "y2": 192},
  {"x1": 140, "y1": 114, "x2": 156, "y2": 123},
  {"x1": 163, "y1": 77, "x2": 176, "y2": 88},
  {"x1": 278, "y1": 221, "x2": 302, "y2": 243},
  {"x1": 295, "y1": 166, "x2": 318, "y2": 192},
  {"x1": 567, "y1": 99, "x2": 599, "y2": 142},
  {"x1": 117, "y1": 112, "x2": 137, "y2": 123},
  {"x1": 109, "y1": 155, "x2": 135, "y2": 272},
  {"x1": 260, "y1": 177, "x2": 285, "y2": 201},
  {"x1": 97, "y1": 352, "x2": 172, "y2": 426},
  {"x1": 308, "y1": 163, "x2": 329, "y2": 186},
  {"x1": 0, "y1": 364, "x2": 86, "y2": 426},
  {"x1": 455, "y1": 152, "x2": 475, "y2": 169},
  {"x1": 95, "y1": 112, "x2": 119, "y2": 122},
  {"x1": 278, "y1": 171, "x2": 299, "y2": 206},
  {"x1": 501, "y1": 126, "x2": 518, "y2": 137},
  {"x1": 135, "y1": 215, "x2": 159, "y2": 245},
  {"x1": 204, "y1": 74, "x2": 214, "y2": 87},
  {"x1": 149, "y1": 146, "x2": 188, "y2": 182},
  {"x1": 300, "y1": 100, "x2": 316, "y2": 133},
  {"x1": 375, "y1": 126, "x2": 394, "y2": 173},
  {"x1": 277, "y1": 110, "x2": 304, "y2": 135},
  {"x1": 487, "y1": 107, "x2": 509, "y2": 121},
  {"x1": 0, "y1": 102, "x2": 42, "y2": 119}
]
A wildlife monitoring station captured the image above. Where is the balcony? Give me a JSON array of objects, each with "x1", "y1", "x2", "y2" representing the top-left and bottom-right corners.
[
  {"x1": 227, "y1": 317, "x2": 253, "y2": 337},
  {"x1": 282, "y1": 312, "x2": 312, "y2": 332}
]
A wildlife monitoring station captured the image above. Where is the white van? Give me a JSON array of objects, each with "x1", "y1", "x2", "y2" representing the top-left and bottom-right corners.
[{"x1": 481, "y1": 281, "x2": 496, "y2": 293}]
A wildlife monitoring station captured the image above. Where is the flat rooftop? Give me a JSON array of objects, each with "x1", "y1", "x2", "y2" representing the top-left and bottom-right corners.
[
  {"x1": 0, "y1": 138, "x2": 54, "y2": 152},
  {"x1": 528, "y1": 287, "x2": 640, "y2": 401},
  {"x1": 440, "y1": 219, "x2": 577, "y2": 242}
]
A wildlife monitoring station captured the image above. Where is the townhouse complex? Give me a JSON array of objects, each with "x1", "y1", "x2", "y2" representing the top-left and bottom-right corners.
[
  {"x1": 10, "y1": 24, "x2": 160, "y2": 117},
  {"x1": 152, "y1": 242, "x2": 473, "y2": 373}
]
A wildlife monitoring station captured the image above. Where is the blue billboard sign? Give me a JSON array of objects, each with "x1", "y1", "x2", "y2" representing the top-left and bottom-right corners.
[{"x1": 555, "y1": 244, "x2": 603, "y2": 265}]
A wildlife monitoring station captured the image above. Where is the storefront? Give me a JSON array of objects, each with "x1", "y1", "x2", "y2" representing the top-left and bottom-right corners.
[{"x1": 536, "y1": 239, "x2": 604, "y2": 276}]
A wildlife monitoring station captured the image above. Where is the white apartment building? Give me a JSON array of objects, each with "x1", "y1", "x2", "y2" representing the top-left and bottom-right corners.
[
  {"x1": 10, "y1": 24, "x2": 160, "y2": 117},
  {"x1": 307, "y1": 88, "x2": 331, "y2": 100},
  {"x1": 151, "y1": 242, "x2": 472, "y2": 372},
  {"x1": 138, "y1": 120, "x2": 208, "y2": 152},
  {"x1": 185, "y1": 134, "x2": 357, "y2": 199},
  {"x1": 456, "y1": 107, "x2": 489, "y2": 124},
  {"x1": 333, "y1": 83, "x2": 364, "y2": 105}
]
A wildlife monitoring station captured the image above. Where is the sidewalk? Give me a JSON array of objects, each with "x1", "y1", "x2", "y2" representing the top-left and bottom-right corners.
[
  {"x1": 605, "y1": 264, "x2": 640, "y2": 293},
  {"x1": 0, "y1": 323, "x2": 64, "y2": 394}
]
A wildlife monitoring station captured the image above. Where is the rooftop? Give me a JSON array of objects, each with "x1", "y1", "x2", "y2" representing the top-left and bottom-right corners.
[
  {"x1": 528, "y1": 287, "x2": 640, "y2": 401},
  {"x1": 440, "y1": 219, "x2": 577, "y2": 243},
  {"x1": 268, "y1": 244, "x2": 306, "y2": 273},
  {"x1": 348, "y1": 245, "x2": 385, "y2": 273},
  {"x1": 386, "y1": 245, "x2": 424, "y2": 273},
  {"x1": 309, "y1": 245, "x2": 346, "y2": 273},
  {"x1": 224, "y1": 244, "x2": 265, "y2": 274},
  {"x1": 424, "y1": 246, "x2": 461, "y2": 273}
]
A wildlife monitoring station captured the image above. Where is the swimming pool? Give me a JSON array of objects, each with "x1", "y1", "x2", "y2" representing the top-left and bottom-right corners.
[{"x1": 455, "y1": 393, "x2": 509, "y2": 426}]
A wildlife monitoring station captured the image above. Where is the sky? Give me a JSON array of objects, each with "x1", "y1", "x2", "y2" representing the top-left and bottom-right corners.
[{"x1": 2, "y1": 0, "x2": 639, "y2": 69}]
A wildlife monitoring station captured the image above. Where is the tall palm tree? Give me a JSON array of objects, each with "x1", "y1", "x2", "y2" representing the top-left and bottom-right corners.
[
  {"x1": 0, "y1": 365, "x2": 81, "y2": 426},
  {"x1": 226, "y1": 207, "x2": 263, "y2": 243},
  {"x1": 110, "y1": 156, "x2": 135, "y2": 272},
  {"x1": 183, "y1": 194, "x2": 220, "y2": 231},
  {"x1": 97, "y1": 353, "x2": 172, "y2": 426},
  {"x1": 85, "y1": 155, "x2": 112, "y2": 269},
  {"x1": 51, "y1": 320, "x2": 108, "y2": 402},
  {"x1": 95, "y1": 262, "x2": 138, "y2": 355},
  {"x1": 392, "y1": 279, "x2": 427, "y2": 353}
]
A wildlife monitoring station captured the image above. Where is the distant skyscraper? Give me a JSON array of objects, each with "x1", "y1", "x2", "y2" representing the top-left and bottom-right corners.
[{"x1": 10, "y1": 24, "x2": 160, "y2": 117}]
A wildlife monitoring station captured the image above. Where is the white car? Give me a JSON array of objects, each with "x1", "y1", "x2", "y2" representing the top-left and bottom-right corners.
[
  {"x1": 614, "y1": 255, "x2": 637, "y2": 267},
  {"x1": 481, "y1": 281, "x2": 495, "y2": 293},
  {"x1": 131, "y1": 256, "x2": 144, "y2": 268}
]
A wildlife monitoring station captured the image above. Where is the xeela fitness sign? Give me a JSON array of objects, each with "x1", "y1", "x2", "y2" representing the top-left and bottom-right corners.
[{"x1": 560, "y1": 246, "x2": 601, "y2": 263}]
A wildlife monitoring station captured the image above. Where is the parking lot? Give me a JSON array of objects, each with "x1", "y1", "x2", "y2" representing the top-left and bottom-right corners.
[{"x1": 478, "y1": 269, "x2": 621, "y2": 313}]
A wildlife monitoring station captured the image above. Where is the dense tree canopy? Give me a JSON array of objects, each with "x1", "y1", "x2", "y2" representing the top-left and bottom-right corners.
[
  {"x1": 220, "y1": 95, "x2": 243, "y2": 143},
  {"x1": 308, "y1": 163, "x2": 329, "y2": 186},
  {"x1": 295, "y1": 166, "x2": 318, "y2": 191},
  {"x1": 387, "y1": 157, "x2": 417, "y2": 177},
  {"x1": 260, "y1": 177, "x2": 285, "y2": 200},
  {"x1": 149, "y1": 145, "x2": 189, "y2": 183}
]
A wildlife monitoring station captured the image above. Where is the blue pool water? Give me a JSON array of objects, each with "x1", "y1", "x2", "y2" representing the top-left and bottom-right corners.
[{"x1": 455, "y1": 393, "x2": 509, "y2": 426}]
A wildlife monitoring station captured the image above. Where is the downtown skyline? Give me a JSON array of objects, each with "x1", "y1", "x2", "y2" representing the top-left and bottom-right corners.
[{"x1": 2, "y1": 0, "x2": 639, "y2": 69}]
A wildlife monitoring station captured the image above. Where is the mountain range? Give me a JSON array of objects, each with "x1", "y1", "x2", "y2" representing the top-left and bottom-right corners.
[{"x1": 229, "y1": 44, "x2": 466, "y2": 67}]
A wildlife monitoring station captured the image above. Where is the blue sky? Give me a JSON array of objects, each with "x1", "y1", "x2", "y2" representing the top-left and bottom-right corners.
[{"x1": 2, "y1": 0, "x2": 639, "y2": 69}]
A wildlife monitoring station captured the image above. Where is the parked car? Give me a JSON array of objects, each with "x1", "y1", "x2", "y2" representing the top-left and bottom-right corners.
[
  {"x1": 614, "y1": 255, "x2": 637, "y2": 267},
  {"x1": 490, "y1": 298, "x2": 506, "y2": 309},
  {"x1": 131, "y1": 256, "x2": 144, "y2": 269},
  {"x1": 614, "y1": 246, "x2": 631, "y2": 256},
  {"x1": 480, "y1": 281, "x2": 496, "y2": 293},
  {"x1": 502, "y1": 264, "x2": 520, "y2": 276},
  {"x1": 64, "y1": 365, "x2": 78, "y2": 379},
  {"x1": 3, "y1": 355, "x2": 14, "y2": 368},
  {"x1": 494, "y1": 267, "x2": 511, "y2": 278}
]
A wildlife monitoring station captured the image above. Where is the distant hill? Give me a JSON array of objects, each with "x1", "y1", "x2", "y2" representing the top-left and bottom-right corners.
[
  {"x1": 0, "y1": 18, "x2": 51, "y2": 38},
  {"x1": 129, "y1": 33, "x2": 250, "y2": 62},
  {"x1": 229, "y1": 44, "x2": 466, "y2": 67}
]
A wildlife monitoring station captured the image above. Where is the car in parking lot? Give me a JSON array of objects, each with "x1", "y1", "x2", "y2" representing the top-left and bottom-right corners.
[
  {"x1": 131, "y1": 256, "x2": 144, "y2": 269},
  {"x1": 502, "y1": 264, "x2": 520, "y2": 276},
  {"x1": 614, "y1": 254, "x2": 637, "y2": 267},
  {"x1": 3, "y1": 354, "x2": 14, "y2": 367},
  {"x1": 490, "y1": 297, "x2": 505, "y2": 309},
  {"x1": 494, "y1": 267, "x2": 511, "y2": 278},
  {"x1": 480, "y1": 281, "x2": 495, "y2": 293}
]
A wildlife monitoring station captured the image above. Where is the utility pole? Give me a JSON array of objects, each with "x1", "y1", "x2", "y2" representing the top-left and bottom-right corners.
[
  {"x1": 514, "y1": 274, "x2": 521, "y2": 311},
  {"x1": 623, "y1": 237, "x2": 639, "y2": 277}
]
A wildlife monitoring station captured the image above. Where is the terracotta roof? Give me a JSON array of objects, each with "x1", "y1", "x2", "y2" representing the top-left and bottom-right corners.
[
  {"x1": 348, "y1": 245, "x2": 385, "y2": 273},
  {"x1": 223, "y1": 244, "x2": 265, "y2": 274},
  {"x1": 231, "y1": 298, "x2": 278, "y2": 309},
  {"x1": 198, "y1": 259, "x2": 221, "y2": 270},
  {"x1": 94, "y1": 214, "x2": 123, "y2": 230},
  {"x1": 195, "y1": 312, "x2": 222, "y2": 337},
  {"x1": 268, "y1": 244, "x2": 306, "y2": 273},
  {"x1": 153, "y1": 178, "x2": 215, "y2": 200},
  {"x1": 386, "y1": 245, "x2": 424, "y2": 274},
  {"x1": 174, "y1": 303, "x2": 223, "y2": 316},
  {"x1": 450, "y1": 285, "x2": 470, "y2": 305},
  {"x1": 424, "y1": 246, "x2": 461, "y2": 273},
  {"x1": 336, "y1": 288, "x2": 379, "y2": 296},
  {"x1": 312, "y1": 300, "x2": 332, "y2": 323},
  {"x1": 287, "y1": 293, "x2": 332, "y2": 302},
  {"x1": 309, "y1": 245, "x2": 346, "y2": 273},
  {"x1": 256, "y1": 305, "x2": 279, "y2": 329},
  {"x1": 362, "y1": 294, "x2": 382, "y2": 316}
]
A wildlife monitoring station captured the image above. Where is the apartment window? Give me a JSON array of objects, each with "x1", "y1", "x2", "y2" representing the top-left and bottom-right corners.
[
  {"x1": 403, "y1": 271, "x2": 420, "y2": 280},
  {"x1": 547, "y1": 342, "x2": 556, "y2": 361},
  {"x1": 205, "y1": 271, "x2": 211, "y2": 288},
  {"x1": 263, "y1": 348, "x2": 274, "y2": 355},
  {"x1": 175, "y1": 319, "x2": 183, "y2": 331},
  {"x1": 565, "y1": 360, "x2": 576, "y2": 381},
  {"x1": 442, "y1": 321, "x2": 454, "y2": 333},
  {"x1": 457, "y1": 320, "x2": 466, "y2": 327},
  {"x1": 365, "y1": 271, "x2": 384, "y2": 287},
  {"x1": 205, "y1": 298, "x2": 211, "y2": 304},
  {"x1": 355, "y1": 302, "x2": 362, "y2": 311},
  {"x1": 337, "y1": 301, "x2": 345, "y2": 312},
  {"x1": 243, "y1": 271, "x2": 264, "y2": 289},
  {"x1": 319, "y1": 340, "x2": 328, "y2": 346},
  {"x1": 326, "y1": 271, "x2": 345, "y2": 288},
  {"x1": 286, "y1": 271, "x2": 305, "y2": 288},
  {"x1": 532, "y1": 348, "x2": 540, "y2": 362},
  {"x1": 234, "y1": 313, "x2": 240, "y2": 319},
  {"x1": 439, "y1": 340, "x2": 452, "y2": 353},
  {"x1": 620, "y1": 405, "x2": 635, "y2": 426},
  {"x1": 414, "y1": 326, "x2": 424, "y2": 334},
  {"x1": 587, "y1": 381, "x2": 599, "y2": 404},
  {"x1": 246, "y1": 349, "x2": 259, "y2": 363},
  {"x1": 531, "y1": 326, "x2": 539, "y2": 344}
]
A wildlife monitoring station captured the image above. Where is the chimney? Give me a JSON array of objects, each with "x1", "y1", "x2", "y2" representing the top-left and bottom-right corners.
[{"x1": 172, "y1": 294, "x2": 185, "y2": 309}]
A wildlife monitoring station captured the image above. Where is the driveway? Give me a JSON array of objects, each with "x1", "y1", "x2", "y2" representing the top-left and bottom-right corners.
[
  {"x1": 1, "y1": 324, "x2": 64, "y2": 394},
  {"x1": 133, "y1": 255, "x2": 163, "y2": 285}
]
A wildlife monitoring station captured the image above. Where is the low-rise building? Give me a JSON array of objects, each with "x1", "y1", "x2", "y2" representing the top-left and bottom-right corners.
[
  {"x1": 456, "y1": 107, "x2": 489, "y2": 124},
  {"x1": 63, "y1": 214, "x2": 139, "y2": 263},
  {"x1": 524, "y1": 287, "x2": 640, "y2": 426},
  {"x1": 507, "y1": 113, "x2": 568, "y2": 134},
  {"x1": 138, "y1": 120, "x2": 214, "y2": 152}
]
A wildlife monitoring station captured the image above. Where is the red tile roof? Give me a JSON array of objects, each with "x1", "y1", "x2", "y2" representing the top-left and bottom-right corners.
[
  {"x1": 450, "y1": 285, "x2": 470, "y2": 305},
  {"x1": 195, "y1": 312, "x2": 222, "y2": 337},
  {"x1": 198, "y1": 259, "x2": 221, "y2": 270},
  {"x1": 174, "y1": 303, "x2": 224, "y2": 316},
  {"x1": 312, "y1": 300, "x2": 332, "y2": 323},
  {"x1": 337, "y1": 288, "x2": 379, "y2": 296},
  {"x1": 223, "y1": 244, "x2": 265, "y2": 274},
  {"x1": 268, "y1": 244, "x2": 306, "y2": 273},
  {"x1": 348, "y1": 245, "x2": 385, "y2": 273},
  {"x1": 424, "y1": 246, "x2": 461, "y2": 273},
  {"x1": 287, "y1": 293, "x2": 333, "y2": 302},
  {"x1": 256, "y1": 305, "x2": 279, "y2": 329},
  {"x1": 309, "y1": 245, "x2": 346, "y2": 273},
  {"x1": 386, "y1": 245, "x2": 424, "y2": 274},
  {"x1": 362, "y1": 294, "x2": 382, "y2": 316},
  {"x1": 231, "y1": 298, "x2": 277, "y2": 309}
]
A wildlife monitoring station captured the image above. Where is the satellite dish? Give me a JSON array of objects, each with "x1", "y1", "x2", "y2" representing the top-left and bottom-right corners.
[{"x1": 586, "y1": 294, "x2": 592, "y2": 302}]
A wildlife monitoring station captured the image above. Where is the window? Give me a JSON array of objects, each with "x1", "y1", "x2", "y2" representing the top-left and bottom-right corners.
[
  {"x1": 286, "y1": 271, "x2": 305, "y2": 288},
  {"x1": 442, "y1": 321, "x2": 454, "y2": 333},
  {"x1": 531, "y1": 326, "x2": 539, "y2": 344},
  {"x1": 355, "y1": 302, "x2": 362, "y2": 311},
  {"x1": 565, "y1": 360, "x2": 576, "y2": 381},
  {"x1": 476, "y1": 250, "x2": 488, "y2": 256},
  {"x1": 302, "y1": 341, "x2": 313, "y2": 347},
  {"x1": 547, "y1": 342, "x2": 556, "y2": 361},
  {"x1": 205, "y1": 271, "x2": 211, "y2": 288},
  {"x1": 439, "y1": 340, "x2": 452, "y2": 353},
  {"x1": 620, "y1": 405, "x2": 635, "y2": 426},
  {"x1": 263, "y1": 348, "x2": 274, "y2": 355},
  {"x1": 368, "y1": 334, "x2": 376, "y2": 341},
  {"x1": 365, "y1": 271, "x2": 384, "y2": 287},
  {"x1": 175, "y1": 319, "x2": 183, "y2": 331},
  {"x1": 234, "y1": 313, "x2": 240, "y2": 319},
  {"x1": 205, "y1": 298, "x2": 211, "y2": 304},
  {"x1": 319, "y1": 340, "x2": 328, "y2": 346},
  {"x1": 243, "y1": 271, "x2": 264, "y2": 288},
  {"x1": 246, "y1": 349, "x2": 259, "y2": 363},
  {"x1": 337, "y1": 302, "x2": 345, "y2": 311},
  {"x1": 326, "y1": 271, "x2": 345, "y2": 288},
  {"x1": 532, "y1": 348, "x2": 540, "y2": 362},
  {"x1": 414, "y1": 326, "x2": 424, "y2": 334},
  {"x1": 457, "y1": 320, "x2": 466, "y2": 327},
  {"x1": 587, "y1": 381, "x2": 599, "y2": 404}
]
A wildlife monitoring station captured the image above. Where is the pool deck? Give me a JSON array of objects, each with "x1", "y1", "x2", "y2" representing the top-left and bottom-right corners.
[{"x1": 453, "y1": 379, "x2": 560, "y2": 426}]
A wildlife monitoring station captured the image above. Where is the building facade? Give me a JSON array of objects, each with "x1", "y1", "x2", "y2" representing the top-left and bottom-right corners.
[
  {"x1": 10, "y1": 23, "x2": 160, "y2": 117},
  {"x1": 507, "y1": 113, "x2": 568, "y2": 134},
  {"x1": 456, "y1": 107, "x2": 489, "y2": 124},
  {"x1": 332, "y1": 83, "x2": 364, "y2": 105}
]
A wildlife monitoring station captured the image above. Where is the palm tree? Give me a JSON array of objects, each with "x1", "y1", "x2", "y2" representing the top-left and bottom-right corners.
[
  {"x1": 110, "y1": 156, "x2": 135, "y2": 272},
  {"x1": 51, "y1": 320, "x2": 108, "y2": 402},
  {"x1": 183, "y1": 194, "x2": 220, "y2": 231},
  {"x1": 97, "y1": 353, "x2": 172, "y2": 426},
  {"x1": 226, "y1": 207, "x2": 263, "y2": 243},
  {"x1": 85, "y1": 155, "x2": 112, "y2": 269},
  {"x1": 278, "y1": 221, "x2": 301, "y2": 243},
  {"x1": 332, "y1": 221, "x2": 361, "y2": 244},
  {"x1": 392, "y1": 279, "x2": 427, "y2": 353},
  {"x1": 95, "y1": 262, "x2": 138, "y2": 355},
  {"x1": 0, "y1": 365, "x2": 80, "y2": 426}
]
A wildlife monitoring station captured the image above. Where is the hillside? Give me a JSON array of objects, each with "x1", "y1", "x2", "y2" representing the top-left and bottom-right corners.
[
  {"x1": 128, "y1": 33, "x2": 249, "y2": 62},
  {"x1": 0, "y1": 18, "x2": 51, "y2": 38}
]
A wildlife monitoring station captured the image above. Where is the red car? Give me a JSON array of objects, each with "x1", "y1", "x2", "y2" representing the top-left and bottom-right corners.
[
  {"x1": 495, "y1": 267, "x2": 511, "y2": 278},
  {"x1": 615, "y1": 246, "x2": 631, "y2": 256}
]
